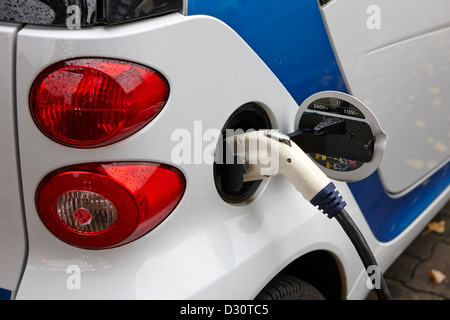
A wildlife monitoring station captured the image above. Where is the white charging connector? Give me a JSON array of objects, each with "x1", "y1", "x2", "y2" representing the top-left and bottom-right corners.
[
  {"x1": 227, "y1": 130, "x2": 329, "y2": 199},
  {"x1": 225, "y1": 129, "x2": 391, "y2": 300},
  {"x1": 226, "y1": 129, "x2": 346, "y2": 218}
]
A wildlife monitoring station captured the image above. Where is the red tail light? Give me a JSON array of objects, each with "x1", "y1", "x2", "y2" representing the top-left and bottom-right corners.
[
  {"x1": 30, "y1": 58, "x2": 169, "y2": 148},
  {"x1": 36, "y1": 162, "x2": 185, "y2": 249}
]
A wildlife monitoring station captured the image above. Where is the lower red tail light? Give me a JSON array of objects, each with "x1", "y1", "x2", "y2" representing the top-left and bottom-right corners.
[
  {"x1": 30, "y1": 58, "x2": 169, "y2": 148},
  {"x1": 36, "y1": 162, "x2": 185, "y2": 249}
]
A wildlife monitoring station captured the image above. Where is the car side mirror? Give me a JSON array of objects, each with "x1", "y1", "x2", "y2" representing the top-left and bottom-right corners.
[{"x1": 289, "y1": 91, "x2": 387, "y2": 182}]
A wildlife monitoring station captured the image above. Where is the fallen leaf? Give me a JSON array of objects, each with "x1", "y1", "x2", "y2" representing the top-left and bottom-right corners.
[
  {"x1": 428, "y1": 269, "x2": 446, "y2": 284},
  {"x1": 421, "y1": 220, "x2": 446, "y2": 236}
]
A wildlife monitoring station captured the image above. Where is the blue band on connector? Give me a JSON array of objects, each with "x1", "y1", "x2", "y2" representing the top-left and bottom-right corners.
[{"x1": 310, "y1": 182, "x2": 347, "y2": 219}]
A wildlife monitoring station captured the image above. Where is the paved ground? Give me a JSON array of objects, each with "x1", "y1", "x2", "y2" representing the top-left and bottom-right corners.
[{"x1": 368, "y1": 200, "x2": 450, "y2": 300}]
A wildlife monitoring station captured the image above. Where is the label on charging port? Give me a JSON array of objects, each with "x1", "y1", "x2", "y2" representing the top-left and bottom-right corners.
[
  {"x1": 312, "y1": 153, "x2": 363, "y2": 172},
  {"x1": 308, "y1": 98, "x2": 365, "y2": 119}
]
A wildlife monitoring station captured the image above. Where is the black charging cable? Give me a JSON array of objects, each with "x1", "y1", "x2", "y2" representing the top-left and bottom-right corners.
[
  {"x1": 311, "y1": 182, "x2": 392, "y2": 300},
  {"x1": 335, "y1": 208, "x2": 392, "y2": 300}
]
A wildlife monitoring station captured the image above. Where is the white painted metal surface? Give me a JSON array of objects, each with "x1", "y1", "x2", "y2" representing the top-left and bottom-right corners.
[{"x1": 0, "y1": 22, "x2": 27, "y2": 299}]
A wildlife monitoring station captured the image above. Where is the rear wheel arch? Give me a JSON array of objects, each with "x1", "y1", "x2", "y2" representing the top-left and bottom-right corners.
[{"x1": 256, "y1": 250, "x2": 345, "y2": 300}]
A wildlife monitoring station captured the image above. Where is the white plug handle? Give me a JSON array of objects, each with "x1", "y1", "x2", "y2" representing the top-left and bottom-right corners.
[{"x1": 226, "y1": 130, "x2": 331, "y2": 201}]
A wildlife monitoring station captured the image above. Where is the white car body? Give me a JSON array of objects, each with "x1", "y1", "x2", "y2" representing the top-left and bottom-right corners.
[{"x1": 0, "y1": 0, "x2": 448, "y2": 300}]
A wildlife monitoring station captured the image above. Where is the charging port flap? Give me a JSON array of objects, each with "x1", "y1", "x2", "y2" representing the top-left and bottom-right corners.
[{"x1": 292, "y1": 91, "x2": 387, "y2": 182}]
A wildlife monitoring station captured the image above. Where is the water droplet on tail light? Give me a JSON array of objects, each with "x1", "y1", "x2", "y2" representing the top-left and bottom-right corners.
[{"x1": 30, "y1": 58, "x2": 169, "y2": 148}]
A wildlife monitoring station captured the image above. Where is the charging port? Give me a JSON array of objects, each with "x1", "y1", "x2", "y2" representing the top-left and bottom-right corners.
[{"x1": 213, "y1": 103, "x2": 272, "y2": 204}]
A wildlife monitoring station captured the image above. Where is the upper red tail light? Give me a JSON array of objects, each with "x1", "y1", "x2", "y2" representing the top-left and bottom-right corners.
[
  {"x1": 30, "y1": 58, "x2": 169, "y2": 148},
  {"x1": 36, "y1": 162, "x2": 185, "y2": 249}
]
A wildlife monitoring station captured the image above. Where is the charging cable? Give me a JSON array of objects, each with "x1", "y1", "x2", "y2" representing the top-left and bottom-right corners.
[{"x1": 226, "y1": 129, "x2": 392, "y2": 300}]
